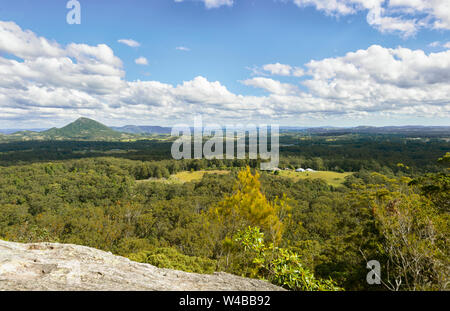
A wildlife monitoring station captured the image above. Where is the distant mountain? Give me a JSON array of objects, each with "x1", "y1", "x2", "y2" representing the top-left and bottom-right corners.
[
  {"x1": 112, "y1": 125, "x2": 171, "y2": 134},
  {"x1": 41, "y1": 117, "x2": 125, "y2": 140},
  {"x1": 0, "y1": 118, "x2": 135, "y2": 141},
  {"x1": 1, "y1": 119, "x2": 449, "y2": 142}
]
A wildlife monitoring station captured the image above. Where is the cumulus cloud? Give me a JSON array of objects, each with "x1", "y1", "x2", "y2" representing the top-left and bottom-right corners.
[
  {"x1": 242, "y1": 77, "x2": 300, "y2": 95},
  {"x1": 176, "y1": 46, "x2": 191, "y2": 52},
  {"x1": 263, "y1": 63, "x2": 292, "y2": 76},
  {"x1": 0, "y1": 21, "x2": 62, "y2": 59},
  {"x1": 175, "y1": 0, "x2": 233, "y2": 9},
  {"x1": 302, "y1": 45, "x2": 450, "y2": 115},
  {"x1": 292, "y1": 0, "x2": 450, "y2": 37},
  {"x1": 118, "y1": 39, "x2": 141, "y2": 48},
  {"x1": 0, "y1": 21, "x2": 124, "y2": 97},
  {"x1": 135, "y1": 57, "x2": 149, "y2": 65},
  {"x1": 261, "y1": 63, "x2": 304, "y2": 77},
  {"x1": 0, "y1": 20, "x2": 449, "y2": 127}
]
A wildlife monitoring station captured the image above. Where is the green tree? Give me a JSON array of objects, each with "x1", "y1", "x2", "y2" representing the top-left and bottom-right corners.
[
  {"x1": 233, "y1": 226, "x2": 342, "y2": 291},
  {"x1": 353, "y1": 173, "x2": 449, "y2": 290},
  {"x1": 210, "y1": 167, "x2": 291, "y2": 245}
]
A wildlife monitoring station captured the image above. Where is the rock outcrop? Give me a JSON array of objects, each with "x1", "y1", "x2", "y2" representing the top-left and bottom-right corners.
[{"x1": 0, "y1": 240, "x2": 284, "y2": 291}]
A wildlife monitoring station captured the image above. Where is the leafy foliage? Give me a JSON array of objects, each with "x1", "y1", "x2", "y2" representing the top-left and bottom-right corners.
[
  {"x1": 128, "y1": 247, "x2": 217, "y2": 274},
  {"x1": 233, "y1": 227, "x2": 342, "y2": 291},
  {"x1": 210, "y1": 167, "x2": 291, "y2": 245},
  {"x1": 351, "y1": 174, "x2": 449, "y2": 290}
]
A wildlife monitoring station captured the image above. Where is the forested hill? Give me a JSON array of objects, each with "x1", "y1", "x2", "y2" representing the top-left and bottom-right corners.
[
  {"x1": 0, "y1": 118, "x2": 137, "y2": 141},
  {"x1": 42, "y1": 117, "x2": 121, "y2": 139}
]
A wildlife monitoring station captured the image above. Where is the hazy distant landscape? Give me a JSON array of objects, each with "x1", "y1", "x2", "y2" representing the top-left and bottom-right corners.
[{"x1": 2, "y1": 117, "x2": 449, "y2": 141}]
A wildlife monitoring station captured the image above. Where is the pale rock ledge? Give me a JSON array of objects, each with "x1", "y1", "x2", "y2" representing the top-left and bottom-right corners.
[{"x1": 0, "y1": 240, "x2": 284, "y2": 291}]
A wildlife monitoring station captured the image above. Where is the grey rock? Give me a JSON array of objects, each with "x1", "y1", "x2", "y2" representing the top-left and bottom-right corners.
[{"x1": 0, "y1": 240, "x2": 284, "y2": 291}]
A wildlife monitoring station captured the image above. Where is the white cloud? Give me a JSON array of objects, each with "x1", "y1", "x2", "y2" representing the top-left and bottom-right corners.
[
  {"x1": 263, "y1": 63, "x2": 292, "y2": 76},
  {"x1": 261, "y1": 63, "x2": 304, "y2": 77},
  {"x1": 429, "y1": 41, "x2": 441, "y2": 48},
  {"x1": 0, "y1": 21, "x2": 63, "y2": 59},
  {"x1": 292, "y1": 0, "x2": 450, "y2": 37},
  {"x1": 242, "y1": 77, "x2": 300, "y2": 95},
  {"x1": 67, "y1": 43, "x2": 123, "y2": 68},
  {"x1": 204, "y1": 0, "x2": 233, "y2": 9},
  {"x1": 428, "y1": 41, "x2": 450, "y2": 49},
  {"x1": 292, "y1": 67, "x2": 305, "y2": 77},
  {"x1": 0, "y1": 21, "x2": 449, "y2": 127},
  {"x1": 176, "y1": 46, "x2": 191, "y2": 52},
  {"x1": 175, "y1": 0, "x2": 233, "y2": 9},
  {"x1": 0, "y1": 21, "x2": 124, "y2": 97},
  {"x1": 176, "y1": 0, "x2": 448, "y2": 35},
  {"x1": 366, "y1": 5, "x2": 418, "y2": 37},
  {"x1": 135, "y1": 57, "x2": 148, "y2": 65},
  {"x1": 118, "y1": 39, "x2": 141, "y2": 48},
  {"x1": 302, "y1": 45, "x2": 450, "y2": 114},
  {"x1": 293, "y1": 0, "x2": 360, "y2": 15}
]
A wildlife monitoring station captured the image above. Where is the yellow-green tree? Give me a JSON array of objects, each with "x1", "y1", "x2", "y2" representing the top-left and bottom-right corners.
[{"x1": 210, "y1": 167, "x2": 290, "y2": 245}]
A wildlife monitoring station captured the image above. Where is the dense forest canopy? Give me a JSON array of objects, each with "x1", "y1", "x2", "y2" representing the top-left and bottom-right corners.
[{"x1": 0, "y1": 133, "x2": 448, "y2": 291}]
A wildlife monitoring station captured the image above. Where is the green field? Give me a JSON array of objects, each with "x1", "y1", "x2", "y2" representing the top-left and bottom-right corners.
[
  {"x1": 278, "y1": 170, "x2": 352, "y2": 187},
  {"x1": 173, "y1": 170, "x2": 230, "y2": 182},
  {"x1": 141, "y1": 169, "x2": 351, "y2": 187},
  {"x1": 138, "y1": 170, "x2": 230, "y2": 184}
]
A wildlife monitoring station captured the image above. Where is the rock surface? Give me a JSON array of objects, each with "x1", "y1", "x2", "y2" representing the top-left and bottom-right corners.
[{"x1": 0, "y1": 240, "x2": 284, "y2": 291}]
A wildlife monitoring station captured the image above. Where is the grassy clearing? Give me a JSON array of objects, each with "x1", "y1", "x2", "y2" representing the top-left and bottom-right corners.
[
  {"x1": 139, "y1": 169, "x2": 351, "y2": 187},
  {"x1": 278, "y1": 170, "x2": 352, "y2": 187},
  {"x1": 173, "y1": 170, "x2": 230, "y2": 182},
  {"x1": 138, "y1": 170, "x2": 230, "y2": 184}
]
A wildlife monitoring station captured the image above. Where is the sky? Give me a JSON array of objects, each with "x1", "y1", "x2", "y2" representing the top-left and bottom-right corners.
[{"x1": 0, "y1": 0, "x2": 449, "y2": 128}]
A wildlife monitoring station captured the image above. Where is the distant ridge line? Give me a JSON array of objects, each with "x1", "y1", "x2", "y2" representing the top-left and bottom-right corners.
[{"x1": 0, "y1": 117, "x2": 449, "y2": 138}]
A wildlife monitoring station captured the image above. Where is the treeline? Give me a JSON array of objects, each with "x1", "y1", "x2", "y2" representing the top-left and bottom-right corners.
[
  {"x1": 280, "y1": 137, "x2": 448, "y2": 173},
  {"x1": 0, "y1": 155, "x2": 448, "y2": 290},
  {"x1": 0, "y1": 135, "x2": 448, "y2": 175}
]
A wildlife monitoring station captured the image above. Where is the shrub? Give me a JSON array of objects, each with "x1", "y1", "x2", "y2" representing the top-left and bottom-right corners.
[
  {"x1": 234, "y1": 226, "x2": 342, "y2": 291},
  {"x1": 128, "y1": 247, "x2": 217, "y2": 274}
]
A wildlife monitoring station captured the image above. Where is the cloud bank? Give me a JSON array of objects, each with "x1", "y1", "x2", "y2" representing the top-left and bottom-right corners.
[{"x1": 0, "y1": 21, "x2": 449, "y2": 127}]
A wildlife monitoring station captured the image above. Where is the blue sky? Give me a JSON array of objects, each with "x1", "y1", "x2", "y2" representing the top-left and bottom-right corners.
[{"x1": 0, "y1": 0, "x2": 449, "y2": 128}]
